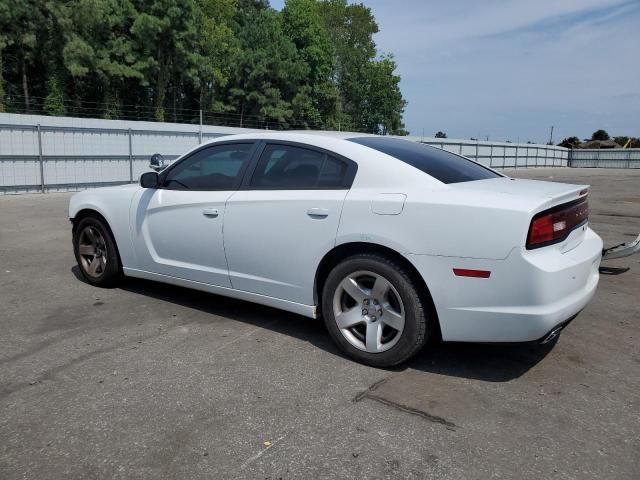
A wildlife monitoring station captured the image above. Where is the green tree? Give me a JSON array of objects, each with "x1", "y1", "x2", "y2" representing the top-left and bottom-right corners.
[
  {"x1": 361, "y1": 55, "x2": 406, "y2": 134},
  {"x1": 0, "y1": 0, "x2": 47, "y2": 112},
  {"x1": 558, "y1": 136, "x2": 581, "y2": 148},
  {"x1": 613, "y1": 136, "x2": 640, "y2": 148},
  {"x1": 613, "y1": 136, "x2": 627, "y2": 147},
  {"x1": 281, "y1": 0, "x2": 337, "y2": 128},
  {"x1": 235, "y1": 0, "x2": 269, "y2": 22},
  {"x1": 435, "y1": 131, "x2": 447, "y2": 138},
  {"x1": 0, "y1": 0, "x2": 8, "y2": 111},
  {"x1": 225, "y1": 6, "x2": 306, "y2": 128},
  {"x1": 591, "y1": 129, "x2": 610, "y2": 141},
  {"x1": 61, "y1": 0, "x2": 145, "y2": 118},
  {"x1": 0, "y1": 44, "x2": 4, "y2": 112},
  {"x1": 131, "y1": 0, "x2": 202, "y2": 121},
  {"x1": 191, "y1": 0, "x2": 237, "y2": 114},
  {"x1": 43, "y1": 73, "x2": 66, "y2": 115},
  {"x1": 0, "y1": 35, "x2": 5, "y2": 112},
  {"x1": 40, "y1": 1, "x2": 71, "y2": 114},
  {"x1": 320, "y1": 1, "x2": 377, "y2": 130},
  {"x1": 318, "y1": 0, "x2": 405, "y2": 133},
  {"x1": 0, "y1": 0, "x2": 408, "y2": 130}
]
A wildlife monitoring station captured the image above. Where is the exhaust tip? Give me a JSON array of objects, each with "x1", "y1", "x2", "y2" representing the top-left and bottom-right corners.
[
  {"x1": 540, "y1": 325, "x2": 563, "y2": 344},
  {"x1": 539, "y1": 314, "x2": 580, "y2": 345}
]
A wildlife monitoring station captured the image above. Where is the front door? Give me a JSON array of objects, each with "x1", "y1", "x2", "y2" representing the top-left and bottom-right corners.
[
  {"x1": 224, "y1": 142, "x2": 356, "y2": 304},
  {"x1": 130, "y1": 142, "x2": 255, "y2": 287}
]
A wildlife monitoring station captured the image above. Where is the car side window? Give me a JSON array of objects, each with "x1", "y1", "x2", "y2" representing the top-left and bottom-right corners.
[
  {"x1": 162, "y1": 143, "x2": 253, "y2": 190},
  {"x1": 250, "y1": 144, "x2": 350, "y2": 189}
]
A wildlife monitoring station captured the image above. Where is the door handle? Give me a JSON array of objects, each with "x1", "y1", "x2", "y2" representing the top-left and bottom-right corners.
[
  {"x1": 307, "y1": 208, "x2": 329, "y2": 218},
  {"x1": 202, "y1": 208, "x2": 220, "y2": 217}
]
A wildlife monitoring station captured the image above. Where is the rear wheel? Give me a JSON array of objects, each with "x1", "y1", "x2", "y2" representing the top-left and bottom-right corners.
[
  {"x1": 322, "y1": 254, "x2": 432, "y2": 367},
  {"x1": 73, "y1": 215, "x2": 121, "y2": 287}
]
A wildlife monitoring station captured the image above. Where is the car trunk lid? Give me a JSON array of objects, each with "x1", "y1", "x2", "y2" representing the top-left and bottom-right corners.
[{"x1": 454, "y1": 177, "x2": 587, "y2": 208}]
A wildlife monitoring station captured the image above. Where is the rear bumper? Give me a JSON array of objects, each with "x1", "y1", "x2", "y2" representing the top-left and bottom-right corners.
[{"x1": 408, "y1": 227, "x2": 603, "y2": 343}]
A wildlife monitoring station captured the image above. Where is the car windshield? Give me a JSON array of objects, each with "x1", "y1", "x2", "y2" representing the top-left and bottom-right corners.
[{"x1": 347, "y1": 137, "x2": 501, "y2": 184}]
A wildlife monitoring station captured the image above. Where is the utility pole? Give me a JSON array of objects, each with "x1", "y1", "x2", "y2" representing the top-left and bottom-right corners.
[
  {"x1": 199, "y1": 109, "x2": 203, "y2": 144},
  {"x1": 549, "y1": 125, "x2": 554, "y2": 145}
]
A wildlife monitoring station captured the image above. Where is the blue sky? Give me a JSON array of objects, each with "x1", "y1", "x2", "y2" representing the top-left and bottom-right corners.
[{"x1": 270, "y1": 0, "x2": 640, "y2": 142}]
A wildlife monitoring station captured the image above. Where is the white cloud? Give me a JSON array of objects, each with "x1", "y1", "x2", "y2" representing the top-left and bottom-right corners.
[
  {"x1": 368, "y1": 0, "x2": 630, "y2": 52},
  {"x1": 366, "y1": 0, "x2": 640, "y2": 140}
]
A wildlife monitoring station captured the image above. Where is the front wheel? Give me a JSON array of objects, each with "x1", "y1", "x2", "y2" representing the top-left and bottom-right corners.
[
  {"x1": 321, "y1": 254, "x2": 432, "y2": 367},
  {"x1": 73, "y1": 215, "x2": 121, "y2": 287}
]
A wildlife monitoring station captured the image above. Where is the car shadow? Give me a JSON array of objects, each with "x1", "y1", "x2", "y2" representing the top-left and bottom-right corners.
[
  {"x1": 71, "y1": 266, "x2": 555, "y2": 382},
  {"x1": 405, "y1": 339, "x2": 556, "y2": 382},
  {"x1": 71, "y1": 265, "x2": 339, "y2": 354}
]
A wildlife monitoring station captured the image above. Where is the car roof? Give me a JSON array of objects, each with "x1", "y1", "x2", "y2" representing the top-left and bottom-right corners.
[
  {"x1": 205, "y1": 130, "x2": 373, "y2": 143},
  {"x1": 195, "y1": 131, "x2": 387, "y2": 159}
]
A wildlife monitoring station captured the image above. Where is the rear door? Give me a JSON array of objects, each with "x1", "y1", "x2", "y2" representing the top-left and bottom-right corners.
[
  {"x1": 224, "y1": 142, "x2": 356, "y2": 305},
  {"x1": 130, "y1": 142, "x2": 256, "y2": 286}
]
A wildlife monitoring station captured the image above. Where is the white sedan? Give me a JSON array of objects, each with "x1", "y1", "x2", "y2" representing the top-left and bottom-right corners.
[{"x1": 70, "y1": 132, "x2": 605, "y2": 366}]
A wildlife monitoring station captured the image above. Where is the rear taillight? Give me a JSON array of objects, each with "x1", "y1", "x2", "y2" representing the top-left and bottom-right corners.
[{"x1": 527, "y1": 197, "x2": 589, "y2": 249}]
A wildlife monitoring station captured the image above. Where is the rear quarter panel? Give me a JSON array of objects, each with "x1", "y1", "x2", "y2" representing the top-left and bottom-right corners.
[{"x1": 337, "y1": 186, "x2": 537, "y2": 260}]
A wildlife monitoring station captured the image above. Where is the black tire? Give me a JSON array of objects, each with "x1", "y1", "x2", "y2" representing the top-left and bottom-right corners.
[
  {"x1": 73, "y1": 215, "x2": 122, "y2": 287},
  {"x1": 321, "y1": 253, "x2": 432, "y2": 367}
]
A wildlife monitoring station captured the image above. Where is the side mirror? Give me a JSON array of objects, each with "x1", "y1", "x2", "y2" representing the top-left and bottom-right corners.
[
  {"x1": 140, "y1": 171, "x2": 159, "y2": 189},
  {"x1": 149, "y1": 153, "x2": 165, "y2": 171}
]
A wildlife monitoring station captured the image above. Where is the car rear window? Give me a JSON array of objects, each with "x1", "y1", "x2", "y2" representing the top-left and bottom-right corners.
[{"x1": 347, "y1": 137, "x2": 501, "y2": 184}]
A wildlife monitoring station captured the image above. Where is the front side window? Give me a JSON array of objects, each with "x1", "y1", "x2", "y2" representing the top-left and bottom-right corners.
[
  {"x1": 347, "y1": 137, "x2": 501, "y2": 184},
  {"x1": 162, "y1": 143, "x2": 253, "y2": 190},
  {"x1": 250, "y1": 144, "x2": 350, "y2": 189}
]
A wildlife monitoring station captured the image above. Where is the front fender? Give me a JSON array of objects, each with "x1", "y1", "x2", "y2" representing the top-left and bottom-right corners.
[{"x1": 69, "y1": 185, "x2": 140, "y2": 267}]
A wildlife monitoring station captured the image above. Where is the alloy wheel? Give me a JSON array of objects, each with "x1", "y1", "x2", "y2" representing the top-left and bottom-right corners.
[
  {"x1": 332, "y1": 270, "x2": 405, "y2": 353},
  {"x1": 78, "y1": 226, "x2": 108, "y2": 278}
]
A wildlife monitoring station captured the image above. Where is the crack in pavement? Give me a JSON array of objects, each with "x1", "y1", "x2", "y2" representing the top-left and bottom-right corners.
[
  {"x1": 352, "y1": 377, "x2": 388, "y2": 402},
  {"x1": 353, "y1": 378, "x2": 459, "y2": 431}
]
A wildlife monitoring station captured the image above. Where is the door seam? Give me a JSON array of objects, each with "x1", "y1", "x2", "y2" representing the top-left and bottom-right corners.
[
  {"x1": 333, "y1": 189, "x2": 350, "y2": 248},
  {"x1": 223, "y1": 190, "x2": 240, "y2": 288}
]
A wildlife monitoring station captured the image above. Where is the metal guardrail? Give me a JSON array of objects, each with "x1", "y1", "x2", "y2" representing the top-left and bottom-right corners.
[{"x1": 0, "y1": 121, "x2": 637, "y2": 194}]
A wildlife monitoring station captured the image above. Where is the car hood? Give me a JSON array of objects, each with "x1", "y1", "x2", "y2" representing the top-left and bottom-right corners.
[{"x1": 98, "y1": 183, "x2": 141, "y2": 191}]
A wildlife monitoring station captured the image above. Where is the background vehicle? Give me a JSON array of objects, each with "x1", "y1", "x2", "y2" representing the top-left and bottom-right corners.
[{"x1": 70, "y1": 132, "x2": 605, "y2": 366}]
